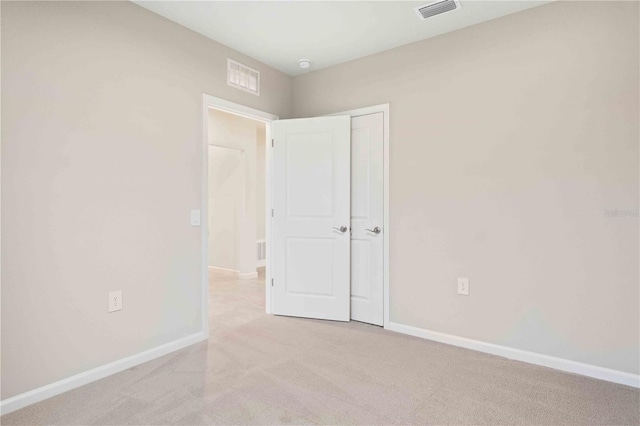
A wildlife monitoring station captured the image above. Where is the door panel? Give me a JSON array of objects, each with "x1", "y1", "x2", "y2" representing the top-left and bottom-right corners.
[
  {"x1": 350, "y1": 239, "x2": 370, "y2": 299},
  {"x1": 286, "y1": 132, "x2": 334, "y2": 217},
  {"x1": 350, "y1": 113, "x2": 384, "y2": 326},
  {"x1": 286, "y1": 238, "x2": 335, "y2": 296},
  {"x1": 272, "y1": 116, "x2": 351, "y2": 321}
]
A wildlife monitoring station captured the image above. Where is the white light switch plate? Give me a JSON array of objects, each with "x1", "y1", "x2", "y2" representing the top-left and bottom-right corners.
[
  {"x1": 109, "y1": 290, "x2": 122, "y2": 312},
  {"x1": 190, "y1": 209, "x2": 201, "y2": 226},
  {"x1": 457, "y1": 278, "x2": 469, "y2": 296}
]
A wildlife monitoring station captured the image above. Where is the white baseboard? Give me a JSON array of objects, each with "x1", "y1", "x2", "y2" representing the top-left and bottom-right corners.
[
  {"x1": 238, "y1": 272, "x2": 258, "y2": 279},
  {"x1": 208, "y1": 266, "x2": 258, "y2": 279},
  {"x1": 207, "y1": 265, "x2": 237, "y2": 273},
  {"x1": 4, "y1": 322, "x2": 634, "y2": 417},
  {"x1": 0, "y1": 331, "x2": 207, "y2": 416},
  {"x1": 256, "y1": 259, "x2": 266, "y2": 268},
  {"x1": 387, "y1": 322, "x2": 639, "y2": 388}
]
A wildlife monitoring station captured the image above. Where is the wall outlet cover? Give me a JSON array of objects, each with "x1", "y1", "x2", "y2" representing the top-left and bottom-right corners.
[
  {"x1": 457, "y1": 278, "x2": 469, "y2": 296},
  {"x1": 109, "y1": 290, "x2": 123, "y2": 312}
]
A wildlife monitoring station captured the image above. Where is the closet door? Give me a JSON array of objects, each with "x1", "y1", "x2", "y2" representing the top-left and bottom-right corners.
[{"x1": 350, "y1": 112, "x2": 384, "y2": 326}]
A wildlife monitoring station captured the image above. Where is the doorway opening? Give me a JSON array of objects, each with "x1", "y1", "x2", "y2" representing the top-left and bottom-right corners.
[
  {"x1": 207, "y1": 110, "x2": 265, "y2": 279},
  {"x1": 201, "y1": 95, "x2": 278, "y2": 336}
]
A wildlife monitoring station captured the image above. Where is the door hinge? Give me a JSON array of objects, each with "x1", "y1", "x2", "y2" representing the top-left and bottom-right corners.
[
  {"x1": 271, "y1": 278, "x2": 274, "y2": 287},
  {"x1": 271, "y1": 209, "x2": 274, "y2": 217},
  {"x1": 271, "y1": 139, "x2": 274, "y2": 147}
]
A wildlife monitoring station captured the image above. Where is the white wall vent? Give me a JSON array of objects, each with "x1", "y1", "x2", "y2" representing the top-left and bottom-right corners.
[
  {"x1": 415, "y1": 0, "x2": 461, "y2": 20},
  {"x1": 256, "y1": 240, "x2": 266, "y2": 266},
  {"x1": 227, "y1": 59, "x2": 260, "y2": 96}
]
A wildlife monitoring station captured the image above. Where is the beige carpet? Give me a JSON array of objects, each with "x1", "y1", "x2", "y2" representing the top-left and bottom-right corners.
[{"x1": 3, "y1": 268, "x2": 639, "y2": 425}]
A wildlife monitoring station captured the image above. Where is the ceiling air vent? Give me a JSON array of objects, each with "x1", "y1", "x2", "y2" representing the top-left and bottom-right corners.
[
  {"x1": 415, "y1": 0, "x2": 461, "y2": 20},
  {"x1": 227, "y1": 59, "x2": 260, "y2": 96}
]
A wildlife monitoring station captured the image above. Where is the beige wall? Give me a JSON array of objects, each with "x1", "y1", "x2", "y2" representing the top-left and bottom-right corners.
[
  {"x1": 294, "y1": 1, "x2": 639, "y2": 374},
  {"x1": 208, "y1": 146, "x2": 243, "y2": 270},
  {"x1": 1, "y1": 1, "x2": 292, "y2": 399}
]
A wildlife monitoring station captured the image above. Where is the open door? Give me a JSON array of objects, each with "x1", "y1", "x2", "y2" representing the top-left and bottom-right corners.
[
  {"x1": 350, "y1": 112, "x2": 384, "y2": 326},
  {"x1": 271, "y1": 116, "x2": 351, "y2": 321}
]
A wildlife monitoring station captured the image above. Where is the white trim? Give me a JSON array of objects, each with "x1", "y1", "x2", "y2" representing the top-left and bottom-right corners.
[
  {"x1": 238, "y1": 272, "x2": 259, "y2": 280},
  {"x1": 207, "y1": 266, "x2": 258, "y2": 280},
  {"x1": 388, "y1": 322, "x2": 640, "y2": 388},
  {"x1": 327, "y1": 104, "x2": 391, "y2": 329},
  {"x1": 207, "y1": 265, "x2": 239, "y2": 273},
  {"x1": 265, "y1": 122, "x2": 273, "y2": 314},
  {"x1": 256, "y1": 259, "x2": 267, "y2": 268},
  {"x1": 0, "y1": 332, "x2": 207, "y2": 416},
  {"x1": 203, "y1": 95, "x2": 277, "y2": 123},
  {"x1": 203, "y1": 95, "x2": 278, "y2": 317},
  {"x1": 201, "y1": 97, "x2": 211, "y2": 339}
]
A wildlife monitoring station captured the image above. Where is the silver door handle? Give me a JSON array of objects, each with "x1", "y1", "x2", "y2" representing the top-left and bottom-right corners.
[
  {"x1": 333, "y1": 226, "x2": 348, "y2": 233},
  {"x1": 366, "y1": 227, "x2": 381, "y2": 234}
]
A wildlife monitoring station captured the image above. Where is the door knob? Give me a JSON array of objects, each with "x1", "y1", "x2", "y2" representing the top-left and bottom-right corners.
[
  {"x1": 366, "y1": 227, "x2": 381, "y2": 234},
  {"x1": 333, "y1": 226, "x2": 348, "y2": 233}
]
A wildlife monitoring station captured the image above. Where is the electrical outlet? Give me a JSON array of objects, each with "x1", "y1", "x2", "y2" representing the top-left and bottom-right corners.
[
  {"x1": 457, "y1": 278, "x2": 469, "y2": 296},
  {"x1": 190, "y1": 209, "x2": 201, "y2": 226},
  {"x1": 108, "y1": 290, "x2": 122, "y2": 312}
]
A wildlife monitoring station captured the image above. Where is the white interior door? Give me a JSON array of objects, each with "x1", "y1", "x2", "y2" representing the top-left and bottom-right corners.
[
  {"x1": 271, "y1": 116, "x2": 351, "y2": 321},
  {"x1": 350, "y1": 113, "x2": 384, "y2": 326}
]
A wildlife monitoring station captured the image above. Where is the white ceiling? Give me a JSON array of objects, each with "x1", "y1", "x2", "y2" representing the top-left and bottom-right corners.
[{"x1": 133, "y1": 1, "x2": 550, "y2": 76}]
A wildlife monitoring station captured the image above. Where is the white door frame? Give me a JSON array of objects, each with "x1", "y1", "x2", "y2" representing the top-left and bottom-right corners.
[
  {"x1": 202, "y1": 94, "x2": 279, "y2": 337},
  {"x1": 327, "y1": 104, "x2": 390, "y2": 329}
]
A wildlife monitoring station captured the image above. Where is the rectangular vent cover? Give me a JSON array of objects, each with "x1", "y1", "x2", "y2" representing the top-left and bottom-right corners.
[
  {"x1": 415, "y1": 0, "x2": 460, "y2": 20},
  {"x1": 227, "y1": 59, "x2": 260, "y2": 96},
  {"x1": 257, "y1": 240, "x2": 266, "y2": 262}
]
